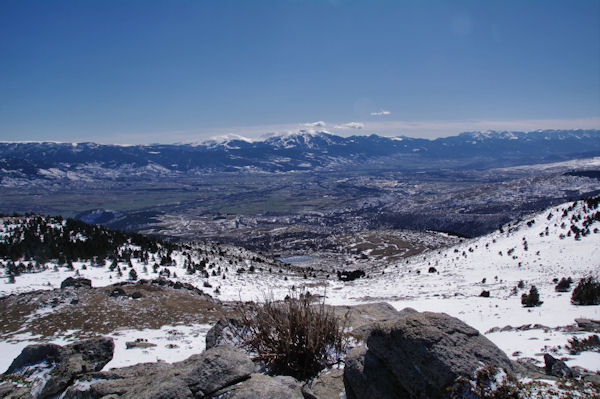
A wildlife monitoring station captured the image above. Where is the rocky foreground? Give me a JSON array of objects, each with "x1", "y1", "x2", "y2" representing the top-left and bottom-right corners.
[{"x1": 1, "y1": 301, "x2": 599, "y2": 399}]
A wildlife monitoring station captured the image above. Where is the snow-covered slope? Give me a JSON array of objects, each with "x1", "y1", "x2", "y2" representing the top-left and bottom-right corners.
[
  {"x1": 0, "y1": 197, "x2": 599, "y2": 374},
  {"x1": 336, "y1": 197, "x2": 599, "y2": 304},
  {"x1": 0, "y1": 215, "x2": 301, "y2": 299},
  {"x1": 323, "y1": 196, "x2": 600, "y2": 371}
]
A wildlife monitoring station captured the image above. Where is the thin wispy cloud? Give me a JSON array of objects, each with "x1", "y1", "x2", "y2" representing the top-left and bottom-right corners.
[
  {"x1": 333, "y1": 122, "x2": 364, "y2": 130},
  {"x1": 304, "y1": 121, "x2": 327, "y2": 127},
  {"x1": 370, "y1": 110, "x2": 391, "y2": 116}
]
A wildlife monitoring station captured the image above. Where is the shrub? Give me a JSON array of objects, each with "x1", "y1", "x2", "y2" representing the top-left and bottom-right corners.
[
  {"x1": 567, "y1": 334, "x2": 600, "y2": 354},
  {"x1": 337, "y1": 269, "x2": 365, "y2": 281},
  {"x1": 571, "y1": 276, "x2": 600, "y2": 305},
  {"x1": 236, "y1": 294, "x2": 346, "y2": 380},
  {"x1": 479, "y1": 290, "x2": 490, "y2": 298},
  {"x1": 555, "y1": 277, "x2": 573, "y2": 292},
  {"x1": 449, "y1": 365, "x2": 521, "y2": 399},
  {"x1": 521, "y1": 286, "x2": 542, "y2": 307}
]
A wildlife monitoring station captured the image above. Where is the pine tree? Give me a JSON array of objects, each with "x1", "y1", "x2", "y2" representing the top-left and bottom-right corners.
[
  {"x1": 521, "y1": 285, "x2": 543, "y2": 307},
  {"x1": 129, "y1": 268, "x2": 138, "y2": 281}
]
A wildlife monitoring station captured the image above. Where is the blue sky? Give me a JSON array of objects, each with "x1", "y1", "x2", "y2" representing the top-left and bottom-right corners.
[{"x1": 0, "y1": 0, "x2": 598, "y2": 143}]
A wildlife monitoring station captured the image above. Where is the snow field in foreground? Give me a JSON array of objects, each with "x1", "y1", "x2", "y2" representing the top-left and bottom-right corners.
[{"x1": 0, "y1": 324, "x2": 212, "y2": 373}]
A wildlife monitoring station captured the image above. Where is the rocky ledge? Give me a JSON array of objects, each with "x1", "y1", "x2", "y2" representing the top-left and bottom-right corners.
[
  {"x1": 1, "y1": 303, "x2": 598, "y2": 399},
  {"x1": 1, "y1": 343, "x2": 304, "y2": 399}
]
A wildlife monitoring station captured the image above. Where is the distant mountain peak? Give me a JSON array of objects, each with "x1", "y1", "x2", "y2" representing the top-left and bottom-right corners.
[
  {"x1": 260, "y1": 129, "x2": 332, "y2": 140},
  {"x1": 459, "y1": 130, "x2": 522, "y2": 140},
  {"x1": 260, "y1": 130, "x2": 338, "y2": 149},
  {"x1": 0, "y1": 129, "x2": 598, "y2": 180},
  {"x1": 181, "y1": 134, "x2": 255, "y2": 148},
  {"x1": 189, "y1": 130, "x2": 337, "y2": 148}
]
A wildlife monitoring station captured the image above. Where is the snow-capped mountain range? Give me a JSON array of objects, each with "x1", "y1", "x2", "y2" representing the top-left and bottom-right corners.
[{"x1": 1, "y1": 130, "x2": 599, "y2": 182}]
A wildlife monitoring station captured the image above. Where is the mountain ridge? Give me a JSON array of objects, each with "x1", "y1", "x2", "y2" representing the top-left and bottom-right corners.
[{"x1": 1, "y1": 130, "x2": 599, "y2": 181}]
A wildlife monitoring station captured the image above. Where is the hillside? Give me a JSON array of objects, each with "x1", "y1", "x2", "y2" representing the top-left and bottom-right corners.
[
  {"x1": 0, "y1": 214, "x2": 304, "y2": 298},
  {"x1": 327, "y1": 195, "x2": 600, "y2": 373},
  {"x1": 0, "y1": 197, "x2": 599, "y2": 377}
]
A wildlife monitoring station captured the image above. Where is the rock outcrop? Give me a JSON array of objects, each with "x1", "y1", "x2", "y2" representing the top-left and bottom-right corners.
[
  {"x1": 344, "y1": 311, "x2": 518, "y2": 399},
  {"x1": 213, "y1": 373, "x2": 304, "y2": 399},
  {"x1": 334, "y1": 303, "x2": 417, "y2": 340},
  {"x1": 60, "y1": 277, "x2": 92, "y2": 289},
  {"x1": 575, "y1": 318, "x2": 600, "y2": 332},
  {"x1": 3, "y1": 337, "x2": 114, "y2": 399},
  {"x1": 330, "y1": 302, "x2": 407, "y2": 330},
  {"x1": 544, "y1": 353, "x2": 574, "y2": 378},
  {"x1": 301, "y1": 368, "x2": 345, "y2": 399},
  {"x1": 205, "y1": 317, "x2": 244, "y2": 349},
  {"x1": 59, "y1": 345, "x2": 253, "y2": 398},
  {"x1": 11, "y1": 302, "x2": 594, "y2": 399},
  {"x1": 58, "y1": 345, "x2": 306, "y2": 399}
]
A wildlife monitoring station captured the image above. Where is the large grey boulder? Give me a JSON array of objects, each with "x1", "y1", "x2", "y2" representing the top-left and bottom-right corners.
[
  {"x1": 344, "y1": 311, "x2": 518, "y2": 399},
  {"x1": 344, "y1": 346, "x2": 406, "y2": 399},
  {"x1": 0, "y1": 381, "x2": 34, "y2": 399},
  {"x1": 213, "y1": 373, "x2": 304, "y2": 399},
  {"x1": 3, "y1": 337, "x2": 114, "y2": 399},
  {"x1": 301, "y1": 368, "x2": 345, "y2": 399},
  {"x1": 61, "y1": 345, "x2": 255, "y2": 399},
  {"x1": 66, "y1": 362, "x2": 176, "y2": 398},
  {"x1": 5, "y1": 343, "x2": 64, "y2": 374},
  {"x1": 544, "y1": 354, "x2": 574, "y2": 378},
  {"x1": 330, "y1": 302, "x2": 406, "y2": 330},
  {"x1": 44, "y1": 338, "x2": 114, "y2": 397},
  {"x1": 127, "y1": 376, "x2": 193, "y2": 399},
  {"x1": 178, "y1": 345, "x2": 255, "y2": 396},
  {"x1": 205, "y1": 318, "x2": 245, "y2": 349},
  {"x1": 342, "y1": 304, "x2": 417, "y2": 341}
]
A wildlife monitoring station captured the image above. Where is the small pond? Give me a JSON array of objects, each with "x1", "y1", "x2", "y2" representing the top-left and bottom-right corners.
[{"x1": 276, "y1": 255, "x2": 315, "y2": 263}]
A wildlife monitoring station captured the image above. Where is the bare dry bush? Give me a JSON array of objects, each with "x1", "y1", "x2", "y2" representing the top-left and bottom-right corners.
[{"x1": 236, "y1": 293, "x2": 346, "y2": 380}]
